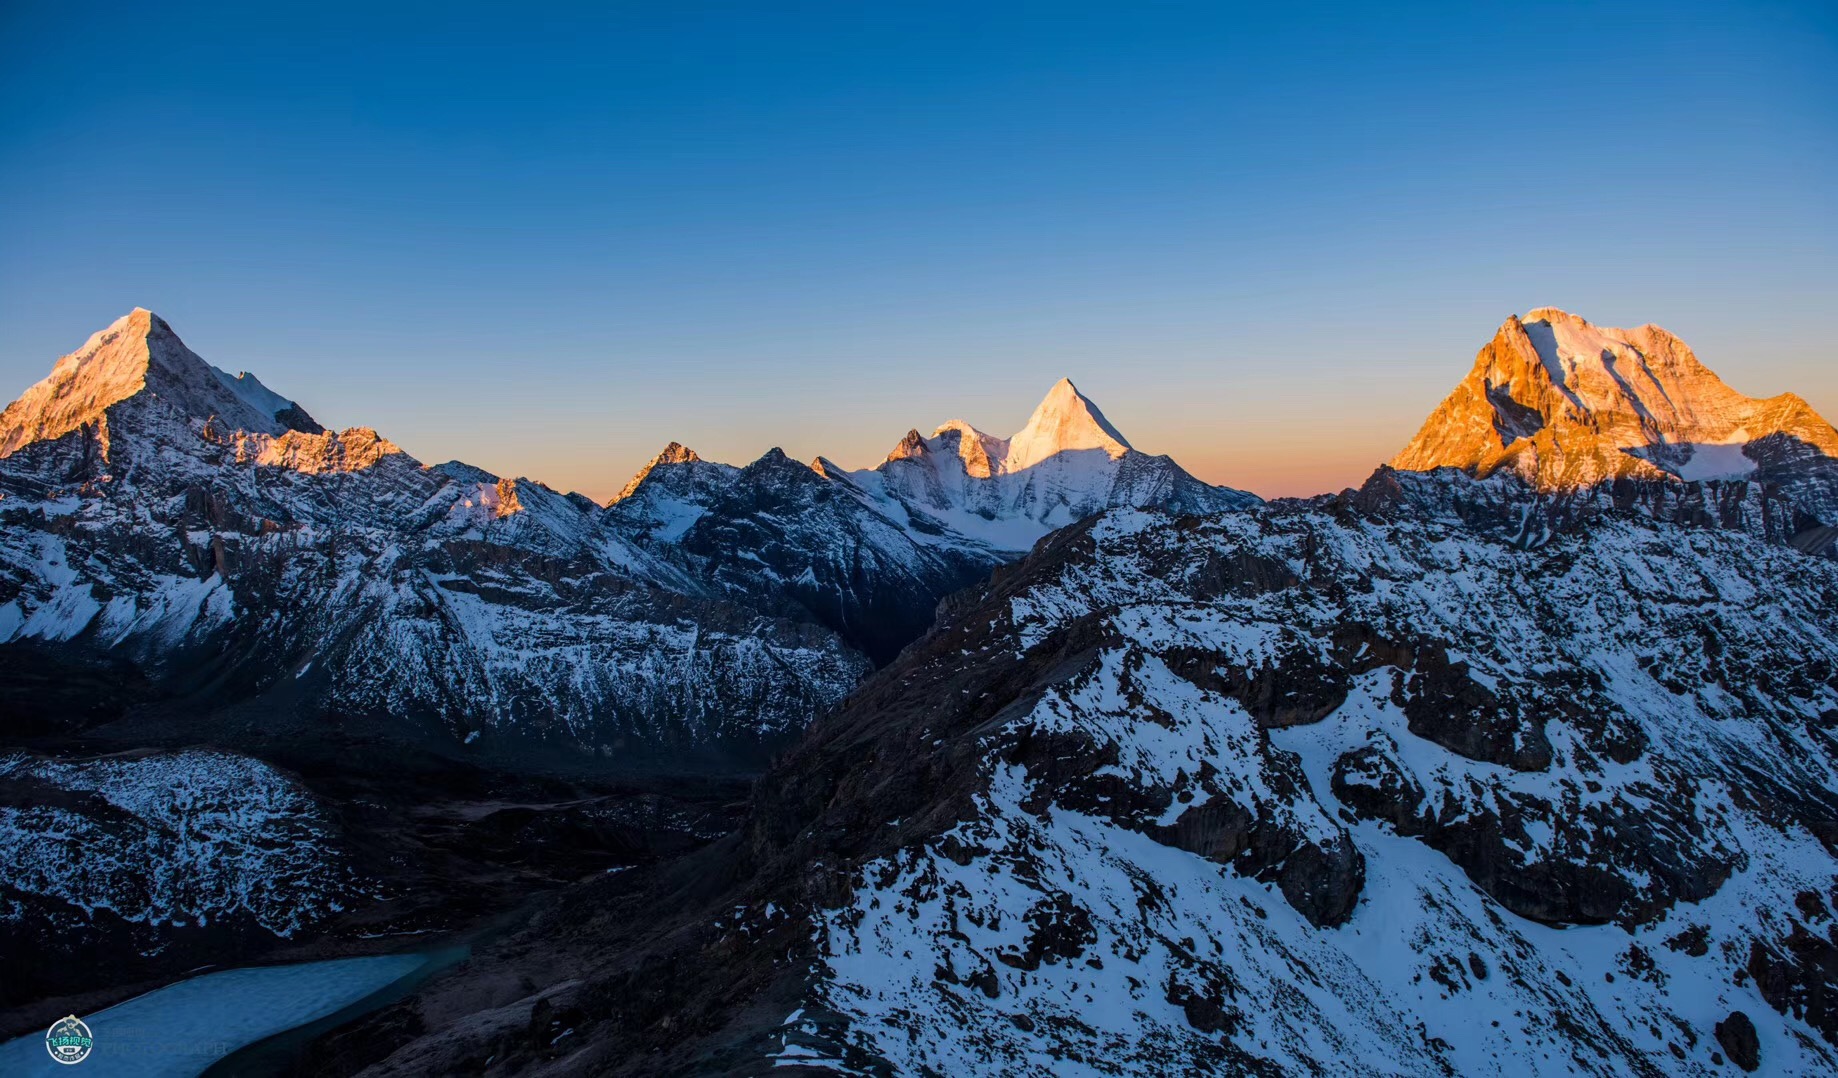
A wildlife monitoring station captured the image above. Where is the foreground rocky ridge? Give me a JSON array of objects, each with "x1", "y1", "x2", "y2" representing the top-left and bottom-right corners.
[{"x1": 312, "y1": 470, "x2": 1838, "y2": 1076}]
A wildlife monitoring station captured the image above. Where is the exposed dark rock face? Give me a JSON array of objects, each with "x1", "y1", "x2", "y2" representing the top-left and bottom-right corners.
[
  {"x1": 1396, "y1": 645, "x2": 1554, "y2": 772},
  {"x1": 1714, "y1": 1010, "x2": 1760, "y2": 1072},
  {"x1": 606, "y1": 445, "x2": 1006, "y2": 666},
  {"x1": 1746, "y1": 923, "x2": 1838, "y2": 1049},
  {"x1": 1352, "y1": 462, "x2": 1835, "y2": 562}
]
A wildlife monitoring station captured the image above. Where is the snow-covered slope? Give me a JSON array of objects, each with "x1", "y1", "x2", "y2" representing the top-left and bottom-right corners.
[
  {"x1": 0, "y1": 312, "x2": 866, "y2": 760},
  {"x1": 1392, "y1": 308, "x2": 1838, "y2": 528},
  {"x1": 802, "y1": 491, "x2": 1838, "y2": 1074},
  {"x1": 795, "y1": 491, "x2": 1838, "y2": 1075},
  {"x1": 350, "y1": 470, "x2": 1838, "y2": 1076},
  {"x1": 0, "y1": 748, "x2": 358, "y2": 1004}
]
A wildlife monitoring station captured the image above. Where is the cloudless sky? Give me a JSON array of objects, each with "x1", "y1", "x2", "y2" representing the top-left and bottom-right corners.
[{"x1": 1, "y1": 0, "x2": 1833, "y2": 499}]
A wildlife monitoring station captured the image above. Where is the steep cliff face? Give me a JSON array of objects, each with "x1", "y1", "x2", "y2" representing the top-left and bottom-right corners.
[
  {"x1": 0, "y1": 309, "x2": 319, "y2": 459},
  {"x1": 1392, "y1": 308, "x2": 1838, "y2": 529}
]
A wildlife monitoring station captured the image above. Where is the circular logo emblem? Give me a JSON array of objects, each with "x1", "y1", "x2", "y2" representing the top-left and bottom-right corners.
[{"x1": 45, "y1": 1015, "x2": 93, "y2": 1065}]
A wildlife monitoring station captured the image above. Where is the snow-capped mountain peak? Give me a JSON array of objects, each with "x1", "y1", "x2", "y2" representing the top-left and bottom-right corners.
[
  {"x1": 0, "y1": 308, "x2": 321, "y2": 459},
  {"x1": 1003, "y1": 376, "x2": 1133, "y2": 472},
  {"x1": 1392, "y1": 307, "x2": 1838, "y2": 498},
  {"x1": 830, "y1": 378, "x2": 1258, "y2": 553},
  {"x1": 884, "y1": 429, "x2": 930, "y2": 462}
]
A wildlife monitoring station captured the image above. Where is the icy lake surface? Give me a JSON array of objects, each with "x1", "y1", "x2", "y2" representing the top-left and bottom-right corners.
[{"x1": 0, "y1": 953, "x2": 427, "y2": 1077}]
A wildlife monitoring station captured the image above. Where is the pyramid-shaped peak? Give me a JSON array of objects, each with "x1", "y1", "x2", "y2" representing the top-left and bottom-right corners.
[
  {"x1": 653, "y1": 441, "x2": 701, "y2": 465},
  {"x1": 884, "y1": 429, "x2": 929, "y2": 463},
  {"x1": 0, "y1": 308, "x2": 310, "y2": 458},
  {"x1": 746, "y1": 446, "x2": 796, "y2": 469},
  {"x1": 1391, "y1": 307, "x2": 1838, "y2": 490},
  {"x1": 612, "y1": 441, "x2": 705, "y2": 502},
  {"x1": 1004, "y1": 378, "x2": 1133, "y2": 472}
]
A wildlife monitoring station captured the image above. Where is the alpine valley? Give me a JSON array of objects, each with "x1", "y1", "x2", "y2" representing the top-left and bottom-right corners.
[{"x1": 3, "y1": 307, "x2": 1837, "y2": 1077}]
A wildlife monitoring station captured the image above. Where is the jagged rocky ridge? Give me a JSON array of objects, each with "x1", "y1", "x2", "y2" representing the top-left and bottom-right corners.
[
  {"x1": 0, "y1": 310, "x2": 1250, "y2": 755},
  {"x1": 327, "y1": 467, "x2": 1838, "y2": 1076},
  {"x1": 0, "y1": 311, "x2": 869, "y2": 759}
]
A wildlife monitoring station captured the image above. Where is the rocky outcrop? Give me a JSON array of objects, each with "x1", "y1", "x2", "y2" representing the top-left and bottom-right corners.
[{"x1": 1715, "y1": 1010, "x2": 1760, "y2": 1072}]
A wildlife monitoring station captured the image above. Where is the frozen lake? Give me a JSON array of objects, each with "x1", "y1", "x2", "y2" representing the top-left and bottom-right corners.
[{"x1": 0, "y1": 953, "x2": 428, "y2": 1077}]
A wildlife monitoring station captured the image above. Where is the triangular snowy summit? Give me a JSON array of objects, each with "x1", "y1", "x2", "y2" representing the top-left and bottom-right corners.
[{"x1": 0, "y1": 308, "x2": 323, "y2": 458}]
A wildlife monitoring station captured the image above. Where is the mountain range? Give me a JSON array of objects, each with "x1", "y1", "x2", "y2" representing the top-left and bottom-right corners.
[
  {"x1": 0, "y1": 308, "x2": 1251, "y2": 754},
  {"x1": 3, "y1": 306, "x2": 1837, "y2": 1075}
]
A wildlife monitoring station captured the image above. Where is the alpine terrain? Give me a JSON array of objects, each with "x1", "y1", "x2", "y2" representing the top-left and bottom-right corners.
[
  {"x1": 0, "y1": 310, "x2": 1250, "y2": 1011},
  {"x1": 229, "y1": 308, "x2": 1838, "y2": 1077}
]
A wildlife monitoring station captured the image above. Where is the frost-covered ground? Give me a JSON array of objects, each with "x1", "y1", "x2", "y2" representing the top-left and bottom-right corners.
[{"x1": 0, "y1": 953, "x2": 426, "y2": 1077}]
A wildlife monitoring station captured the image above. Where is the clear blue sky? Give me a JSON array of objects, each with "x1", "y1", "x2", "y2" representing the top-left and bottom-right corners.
[{"x1": 2, "y1": 0, "x2": 1833, "y2": 498}]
